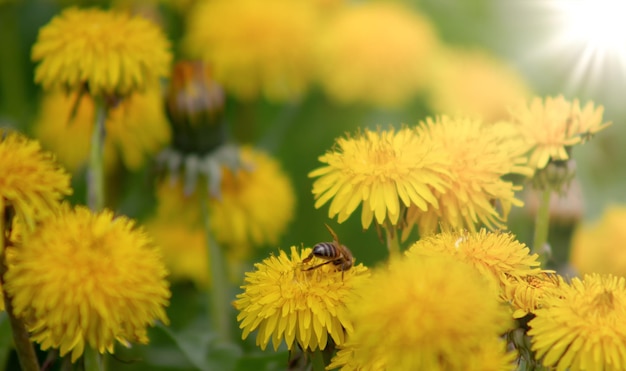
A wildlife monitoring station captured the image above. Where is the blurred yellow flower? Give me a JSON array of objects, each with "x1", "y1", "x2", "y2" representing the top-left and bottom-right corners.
[
  {"x1": 32, "y1": 7, "x2": 171, "y2": 97},
  {"x1": 234, "y1": 246, "x2": 369, "y2": 351},
  {"x1": 0, "y1": 131, "x2": 72, "y2": 229},
  {"x1": 316, "y1": 2, "x2": 438, "y2": 108},
  {"x1": 309, "y1": 128, "x2": 449, "y2": 230},
  {"x1": 343, "y1": 254, "x2": 512, "y2": 370},
  {"x1": 209, "y1": 147, "x2": 296, "y2": 255},
  {"x1": 147, "y1": 146, "x2": 294, "y2": 284},
  {"x1": 5, "y1": 205, "x2": 170, "y2": 362},
  {"x1": 407, "y1": 229, "x2": 542, "y2": 292},
  {"x1": 508, "y1": 95, "x2": 611, "y2": 171},
  {"x1": 33, "y1": 88, "x2": 171, "y2": 173},
  {"x1": 144, "y1": 218, "x2": 209, "y2": 287},
  {"x1": 184, "y1": 0, "x2": 318, "y2": 101},
  {"x1": 426, "y1": 47, "x2": 531, "y2": 122},
  {"x1": 529, "y1": 274, "x2": 626, "y2": 370},
  {"x1": 571, "y1": 205, "x2": 626, "y2": 276},
  {"x1": 406, "y1": 116, "x2": 532, "y2": 236}
]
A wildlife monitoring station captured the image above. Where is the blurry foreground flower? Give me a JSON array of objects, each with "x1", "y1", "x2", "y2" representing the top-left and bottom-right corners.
[
  {"x1": 234, "y1": 246, "x2": 369, "y2": 351},
  {"x1": 5, "y1": 205, "x2": 170, "y2": 362},
  {"x1": 406, "y1": 116, "x2": 531, "y2": 236},
  {"x1": 407, "y1": 229, "x2": 542, "y2": 292},
  {"x1": 33, "y1": 89, "x2": 171, "y2": 173},
  {"x1": 571, "y1": 205, "x2": 626, "y2": 277},
  {"x1": 184, "y1": 0, "x2": 317, "y2": 101},
  {"x1": 0, "y1": 131, "x2": 71, "y2": 229},
  {"x1": 309, "y1": 128, "x2": 449, "y2": 230},
  {"x1": 426, "y1": 47, "x2": 531, "y2": 122},
  {"x1": 339, "y1": 254, "x2": 512, "y2": 370},
  {"x1": 32, "y1": 7, "x2": 171, "y2": 97},
  {"x1": 529, "y1": 274, "x2": 626, "y2": 370},
  {"x1": 509, "y1": 95, "x2": 611, "y2": 172},
  {"x1": 316, "y1": 2, "x2": 437, "y2": 108}
]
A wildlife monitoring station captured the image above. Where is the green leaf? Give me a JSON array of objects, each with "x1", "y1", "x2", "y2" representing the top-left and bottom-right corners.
[
  {"x1": 0, "y1": 312, "x2": 12, "y2": 371},
  {"x1": 154, "y1": 321, "x2": 242, "y2": 371}
]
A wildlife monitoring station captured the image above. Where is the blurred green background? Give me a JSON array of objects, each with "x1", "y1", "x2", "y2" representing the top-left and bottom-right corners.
[{"x1": 0, "y1": 0, "x2": 625, "y2": 370}]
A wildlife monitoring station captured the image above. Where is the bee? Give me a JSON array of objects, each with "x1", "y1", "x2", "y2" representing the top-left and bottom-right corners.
[{"x1": 302, "y1": 224, "x2": 354, "y2": 276}]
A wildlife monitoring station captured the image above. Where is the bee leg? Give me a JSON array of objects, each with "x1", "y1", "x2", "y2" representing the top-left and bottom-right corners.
[
  {"x1": 301, "y1": 253, "x2": 315, "y2": 264},
  {"x1": 302, "y1": 259, "x2": 336, "y2": 271}
]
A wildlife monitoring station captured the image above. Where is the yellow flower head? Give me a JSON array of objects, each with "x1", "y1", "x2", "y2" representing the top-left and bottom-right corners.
[
  {"x1": 309, "y1": 128, "x2": 449, "y2": 230},
  {"x1": 316, "y1": 2, "x2": 437, "y2": 108},
  {"x1": 407, "y1": 230, "x2": 542, "y2": 292},
  {"x1": 0, "y1": 131, "x2": 72, "y2": 228},
  {"x1": 4, "y1": 205, "x2": 170, "y2": 362},
  {"x1": 344, "y1": 254, "x2": 512, "y2": 370},
  {"x1": 571, "y1": 205, "x2": 626, "y2": 276},
  {"x1": 427, "y1": 47, "x2": 531, "y2": 122},
  {"x1": 509, "y1": 95, "x2": 611, "y2": 171},
  {"x1": 529, "y1": 274, "x2": 626, "y2": 371},
  {"x1": 144, "y1": 218, "x2": 209, "y2": 287},
  {"x1": 209, "y1": 147, "x2": 296, "y2": 254},
  {"x1": 33, "y1": 88, "x2": 171, "y2": 173},
  {"x1": 406, "y1": 116, "x2": 531, "y2": 236},
  {"x1": 503, "y1": 272, "x2": 565, "y2": 319},
  {"x1": 234, "y1": 246, "x2": 369, "y2": 351},
  {"x1": 32, "y1": 7, "x2": 171, "y2": 97},
  {"x1": 184, "y1": 0, "x2": 318, "y2": 101},
  {"x1": 157, "y1": 147, "x2": 295, "y2": 260}
]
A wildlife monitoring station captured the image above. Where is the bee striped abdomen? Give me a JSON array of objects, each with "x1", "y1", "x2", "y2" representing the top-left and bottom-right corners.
[{"x1": 312, "y1": 242, "x2": 338, "y2": 259}]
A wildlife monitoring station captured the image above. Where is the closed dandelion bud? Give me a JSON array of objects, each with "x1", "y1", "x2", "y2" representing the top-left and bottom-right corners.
[
  {"x1": 159, "y1": 61, "x2": 243, "y2": 196},
  {"x1": 166, "y1": 60, "x2": 226, "y2": 155}
]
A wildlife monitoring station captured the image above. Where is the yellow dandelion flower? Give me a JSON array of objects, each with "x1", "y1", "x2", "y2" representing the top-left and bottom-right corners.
[
  {"x1": 209, "y1": 146, "x2": 296, "y2": 255},
  {"x1": 346, "y1": 254, "x2": 511, "y2": 370},
  {"x1": 0, "y1": 131, "x2": 72, "y2": 228},
  {"x1": 509, "y1": 95, "x2": 611, "y2": 171},
  {"x1": 316, "y1": 2, "x2": 437, "y2": 108},
  {"x1": 407, "y1": 230, "x2": 542, "y2": 294},
  {"x1": 426, "y1": 47, "x2": 531, "y2": 122},
  {"x1": 184, "y1": 0, "x2": 318, "y2": 101},
  {"x1": 33, "y1": 88, "x2": 171, "y2": 173},
  {"x1": 406, "y1": 116, "x2": 532, "y2": 236},
  {"x1": 571, "y1": 205, "x2": 626, "y2": 276},
  {"x1": 234, "y1": 246, "x2": 369, "y2": 351},
  {"x1": 503, "y1": 272, "x2": 564, "y2": 319},
  {"x1": 330, "y1": 337, "x2": 514, "y2": 371},
  {"x1": 309, "y1": 128, "x2": 449, "y2": 230},
  {"x1": 32, "y1": 7, "x2": 171, "y2": 97},
  {"x1": 528, "y1": 274, "x2": 626, "y2": 371},
  {"x1": 144, "y1": 218, "x2": 209, "y2": 287},
  {"x1": 4, "y1": 205, "x2": 170, "y2": 362},
  {"x1": 149, "y1": 146, "x2": 295, "y2": 279}
]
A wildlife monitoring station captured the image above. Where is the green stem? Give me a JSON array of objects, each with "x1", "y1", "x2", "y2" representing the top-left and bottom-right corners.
[
  {"x1": 83, "y1": 346, "x2": 104, "y2": 371},
  {"x1": 0, "y1": 5, "x2": 28, "y2": 125},
  {"x1": 532, "y1": 189, "x2": 552, "y2": 266},
  {"x1": 201, "y1": 194, "x2": 232, "y2": 342},
  {"x1": 87, "y1": 97, "x2": 107, "y2": 211},
  {"x1": 385, "y1": 224, "x2": 401, "y2": 258},
  {"x1": 309, "y1": 349, "x2": 327, "y2": 371},
  {"x1": 0, "y1": 200, "x2": 40, "y2": 371}
]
